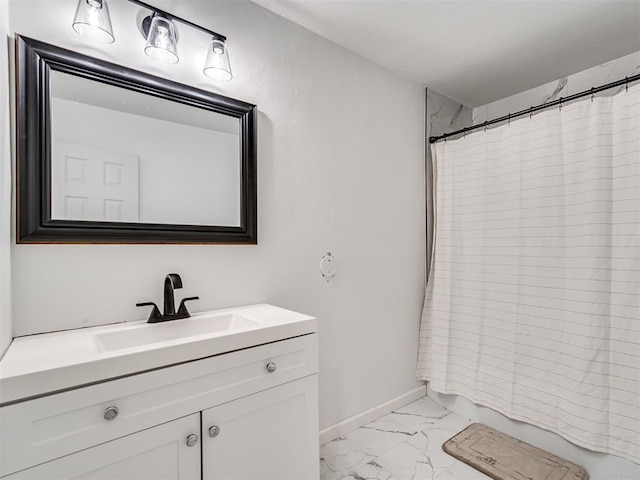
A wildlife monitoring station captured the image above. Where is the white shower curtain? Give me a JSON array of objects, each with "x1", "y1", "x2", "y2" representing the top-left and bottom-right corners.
[{"x1": 418, "y1": 82, "x2": 640, "y2": 463}]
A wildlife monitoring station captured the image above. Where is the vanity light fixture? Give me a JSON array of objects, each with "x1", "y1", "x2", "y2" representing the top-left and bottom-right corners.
[
  {"x1": 72, "y1": 0, "x2": 233, "y2": 80},
  {"x1": 203, "y1": 35, "x2": 232, "y2": 81},
  {"x1": 72, "y1": 0, "x2": 115, "y2": 44},
  {"x1": 129, "y1": 0, "x2": 232, "y2": 81},
  {"x1": 142, "y1": 12, "x2": 179, "y2": 64}
]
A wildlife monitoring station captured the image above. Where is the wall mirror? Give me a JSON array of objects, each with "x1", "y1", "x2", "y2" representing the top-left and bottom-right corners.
[{"x1": 16, "y1": 35, "x2": 257, "y2": 244}]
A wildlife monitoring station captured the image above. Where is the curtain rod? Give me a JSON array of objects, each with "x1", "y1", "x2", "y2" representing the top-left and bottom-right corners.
[{"x1": 429, "y1": 73, "x2": 640, "y2": 144}]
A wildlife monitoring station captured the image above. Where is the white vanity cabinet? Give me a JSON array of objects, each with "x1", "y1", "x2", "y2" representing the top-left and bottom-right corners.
[
  {"x1": 0, "y1": 333, "x2": 319, "y2": 480},
  {"x1": 5, "y1": 414, "x2": 202, "y2": 480},
  {"x1": 202, "y1": 376, "x2": 318, "y2": 480}
]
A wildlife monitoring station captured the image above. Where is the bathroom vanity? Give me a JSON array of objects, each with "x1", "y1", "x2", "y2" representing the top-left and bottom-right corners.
[{"x1": 0, "y1": 304, "x2": 319, "y2": 479}]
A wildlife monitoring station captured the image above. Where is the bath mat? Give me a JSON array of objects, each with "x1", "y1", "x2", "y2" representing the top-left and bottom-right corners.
[{"x1": 443, "y1": 423, "x2": 589, "y2": 480}]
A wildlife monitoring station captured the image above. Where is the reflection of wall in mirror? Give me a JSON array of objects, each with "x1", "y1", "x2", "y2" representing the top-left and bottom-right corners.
[{"x1": 51, "y1": 98, "x2": 241, "y2": 227}]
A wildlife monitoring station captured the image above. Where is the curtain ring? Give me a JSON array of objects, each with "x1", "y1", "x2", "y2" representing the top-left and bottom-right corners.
[
  {"x1": 590, "y1": 87, "x2": 595, "y2": 101},
  {"x1": 529, "y1": 107, "x2": 533, "y2": 119},
  {"x1": 559, "y1": 98, "x2": 563, "y2": 112},
  {"x1": 507, "y1": 114, "x2": 511, "y2": 126},
  {"x1": 626, "y1": 77, "x2": 629, "y2": 92}
]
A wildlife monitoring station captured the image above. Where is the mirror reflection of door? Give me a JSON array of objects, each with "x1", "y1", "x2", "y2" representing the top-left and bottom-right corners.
[
  {"x1": 50, "y1": 71, "x2": 242, "y2": 227},
  {"x1": 51, "y1": 142, "x2": 140, "y2": 222}
]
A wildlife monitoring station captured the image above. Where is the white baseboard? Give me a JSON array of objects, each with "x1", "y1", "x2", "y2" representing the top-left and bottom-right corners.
[{"x1": 319, "y1": 385, "x2": 426, "y2": 445}]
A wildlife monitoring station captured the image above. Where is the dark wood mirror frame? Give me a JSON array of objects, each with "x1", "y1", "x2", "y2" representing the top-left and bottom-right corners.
[{"x1": 16, "y1": 35, "x2": 257, "y2": 244}]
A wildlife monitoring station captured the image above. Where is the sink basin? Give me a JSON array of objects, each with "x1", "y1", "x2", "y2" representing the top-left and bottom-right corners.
[
  {"x1": 94, "y1": 313, "x2": 261, "y2": 353},
  {"x1": 0, "y1": 304, "x2": 316, "y2": 405}
]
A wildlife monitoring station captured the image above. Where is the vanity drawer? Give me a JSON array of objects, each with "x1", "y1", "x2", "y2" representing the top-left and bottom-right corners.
[{"x1": 0, "y1": 333, "x2": 317, "y2": 477}]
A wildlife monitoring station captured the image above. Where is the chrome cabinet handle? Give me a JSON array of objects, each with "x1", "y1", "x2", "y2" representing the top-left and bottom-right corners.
[
  {"x1": 186, "y1": 434, "x2": 199, "y2": 447},
  {"x1": 103, "y1": 406, "x2": 119, "y2": 421},
  {"x1": 208, "y1": 425, "x2": 220, "y2": 438},
  {"x1": 266, "y1": 362, "x2": 277, "y2": 373}
]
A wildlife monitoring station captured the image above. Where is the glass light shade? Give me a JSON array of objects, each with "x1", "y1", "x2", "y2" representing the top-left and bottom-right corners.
[
  {"x1": 203, "y1": 38, "x2": 232, "y2": 81},
  {"x1": 144, "y1": 15, "x2": 179, "y2": 64},
  {"x1": 72, "y1": 0, "x2": 115, "y2": 44}
]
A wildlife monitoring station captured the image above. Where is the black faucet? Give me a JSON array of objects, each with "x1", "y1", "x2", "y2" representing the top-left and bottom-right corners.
[
  {"x1": 136, "y1": 273, "x2": 199, "y2": 323},
  {"x1": 163, "y1": 273, "x2": 182, "y2": 316}
]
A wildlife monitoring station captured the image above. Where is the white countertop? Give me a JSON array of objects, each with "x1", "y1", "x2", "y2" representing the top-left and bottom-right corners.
[{"x1": 0, "y1": 304, "x2": 316, "y2": 405}]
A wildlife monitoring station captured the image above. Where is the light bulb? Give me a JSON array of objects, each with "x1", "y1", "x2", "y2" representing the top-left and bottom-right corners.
[
  {"x1": 144, "y1": 14, "x2": 179, "y2": 64},
  {"x1": 72, "y1": 0, "x2": 115, "y2": 44},
  {"x1": 203, "y1": 37, "x2": 232, "y2": 81}
]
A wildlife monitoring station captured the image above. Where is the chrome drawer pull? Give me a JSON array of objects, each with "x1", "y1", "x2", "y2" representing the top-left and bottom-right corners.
[
  {"x1": 103, "y1": 406, "x2": 119, "y2": 421},
  {"x1": 209, "y1": 425, "x2": 220, "y2": 438},
  {"x1": 186, "y1": 434, "x2": 199, "y2": 447},
  {"x1": 266, "y1": 362, "x2": 277, "y2": 373}
]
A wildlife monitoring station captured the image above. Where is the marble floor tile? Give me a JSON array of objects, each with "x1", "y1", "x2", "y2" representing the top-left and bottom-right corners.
[
  {"x1": 431, "y1": 458, "x2": 492, "y2": 480},
  {"x1": 320, "y1": 456, "x2": 345, "y2": 480},
  {"x1": 426, "y1": 447, "x2": 489, "y2": 480},
  {"x1": 387, "y1": 396, "x2": 450, "y2": 431},
  {"x1": 320, "y1": 435, "x2": 376, "y2": 474},
  {"x1": 421, "y1": 412, "x2": 474, "y2": 446},
  {"x1": 345, "y1": 416, "x2": 418, "y2": 458},
  {"x1": 320, "y1": 396, "x2": 487, "y2": 480},
  {"x1": 375, "y1": 431, "x2": 436, "y2": 480},
  {"x1": 340, "y1": 459, "x2": 401, "y2": 480}
]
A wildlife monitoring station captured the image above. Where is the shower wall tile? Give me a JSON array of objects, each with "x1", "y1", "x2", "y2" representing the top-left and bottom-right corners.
[
  {"x1": 427, "y1": 89, "x2": 473, "y2": 139},
  {"x1": 425, "y1": 89, "x2": 472, "y2": 275},
  {"x1": 473, "y1": 50, "x2": 640, "y2": 124},
  {"x1": 570, "y1": 52, "x2": 640, "y2": 97},
  {"x1": 472, "y1": 77, "x2": 569, "y2": 125}
]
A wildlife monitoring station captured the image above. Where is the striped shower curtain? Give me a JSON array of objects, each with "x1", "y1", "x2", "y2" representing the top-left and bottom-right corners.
[{"x1": 418, "y1": 82, "x2": 640, "y2": 463}]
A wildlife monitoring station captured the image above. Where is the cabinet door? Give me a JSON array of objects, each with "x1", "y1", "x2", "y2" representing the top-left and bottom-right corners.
[
  {"x1": 202, "y1": 375, "x2": 319, "y2": 480},
  {"x1": 5, "y1": 414, "x2": 200, "y2": 480}
]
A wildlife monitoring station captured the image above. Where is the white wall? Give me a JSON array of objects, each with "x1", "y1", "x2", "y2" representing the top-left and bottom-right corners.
[
  {"x1": 0, "y1": 0, "x2": 12, "y2": 358},
  {"x1": 7, "y1": 0, "x2": 425, "y2": 429}
]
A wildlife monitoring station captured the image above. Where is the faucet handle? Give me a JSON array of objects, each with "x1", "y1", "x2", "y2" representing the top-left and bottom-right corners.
[
  {"x1": 136, "y1": 302, "x2": 162, "y2": 323},
  {"x1": 177, "y1": 297, "x2": 200, "y2": 317}
]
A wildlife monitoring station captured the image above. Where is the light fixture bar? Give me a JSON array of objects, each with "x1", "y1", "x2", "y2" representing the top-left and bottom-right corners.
[{"x1": 127, "y1": 0, "x2": 227, "y2": 42}]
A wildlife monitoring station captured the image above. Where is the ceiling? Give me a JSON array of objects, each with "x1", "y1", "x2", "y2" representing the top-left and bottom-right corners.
[{"x1": 251, "y1": 0, "x2": 640, "y2": 107}]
